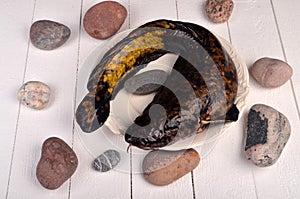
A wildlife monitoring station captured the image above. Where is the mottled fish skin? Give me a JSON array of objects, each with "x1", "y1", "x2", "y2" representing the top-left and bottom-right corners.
[
  {"x1": 76, "y1": 20, "x2": 239, "y2": 147},
  {"x1": 77, "y1": 27, "x2": 168, "y2": 132},
  {"x1": 124, "y1": 20, "x2": 239, "y2": 149}
]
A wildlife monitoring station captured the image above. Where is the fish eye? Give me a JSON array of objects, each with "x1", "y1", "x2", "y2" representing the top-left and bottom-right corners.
[{"x1": 149, "y1": 129, "x2": 161, "y2": 141}]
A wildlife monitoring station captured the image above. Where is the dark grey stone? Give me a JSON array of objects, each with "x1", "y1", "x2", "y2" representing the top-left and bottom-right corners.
[
  {"x1": 93, "y1": 150, "x2": 121, "y2": 172},
  {"x1": 245, "y1": 109, "x2": 268, "y2": 150}
]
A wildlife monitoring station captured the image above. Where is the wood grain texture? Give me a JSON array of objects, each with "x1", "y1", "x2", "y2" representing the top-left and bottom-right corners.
[
  {"x1": 6, "y1": 0, "x2": 82, "y2": 198},
  {"x1": 1, "y1": 0, "x2": 300, "y2": 198},
  {"x1": 230, "y1": 0, "x2": 300, "y2": 198},
  {"x1": 0, "y1": 0, "x2": 36, "y2": 198},
  {"x1": 129, "y1": 0, "x2": 194, "y2": 198},
  {"x1": 178, "y1": 1, "x2": 256, "y2": 199},
  {"x1": 70, "y1": 0, "x2": 131, "y2": 199},
  {"x1": 272, "y1": 0, "x2": 300, "y2": 119}
]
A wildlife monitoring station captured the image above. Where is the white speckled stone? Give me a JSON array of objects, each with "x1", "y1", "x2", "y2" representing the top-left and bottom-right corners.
[
  {"x1": 93, "y1": 150, "x2": 121, "y2": 172},
  {"x1": 245, "y1": 104, "x2": 291, "y2": 167},
  {"x1": 250, "y1": 57, "x2": 293, "y2": 88},
  {"x1": 18, "y1": 81, "x2": 51, "y2": 110}
]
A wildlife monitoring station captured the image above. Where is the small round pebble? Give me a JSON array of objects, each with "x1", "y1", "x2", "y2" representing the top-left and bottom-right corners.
[
  {"x1": 17, "y1": 81, "x2": 51, "y2": 110},
  {"x1": 205, "y1": 0, "x2": 234, "y2": 23},
  {"x1": 250, "y1": 57, "x2": 293, "y2": 88},
  {"x1": 36, "y1": 137, "x2": 78, "y2": 190},
  {"x1": 30, "y1": 20, "x2": 71, "y2": 50},
  {"x1": 93, "y1": 150, "x2": 121, "y2": 172},
  {"x1": 83, "y1": 1, "x2": 127, "y2": 39},
  {"x1": 143, "y1": 149, "x2": 200, "y2": 186}
]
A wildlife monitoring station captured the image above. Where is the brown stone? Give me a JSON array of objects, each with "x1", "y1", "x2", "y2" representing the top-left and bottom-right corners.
[
  {"x1": 250, "y1": 57, "x2": 293, "y2": 88},
  {"x1": 36, "y1": 137, "x2": 78, "y2": 190},
  {"x1": 30, "y1": 20, "x2": 71, "y2": 50},
  {"x1": 205, "y1": 0, "x2": 234, "y2": 23},
  {"x1": 83, "y1": 1, "x2": 127, "y2": 39},
  {"x1": 143, "y1": 149, "x2": 200, "y2": 186}
]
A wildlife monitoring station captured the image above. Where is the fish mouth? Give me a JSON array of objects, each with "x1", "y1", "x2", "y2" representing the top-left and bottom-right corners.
[{"x1": 124, "y1": 121, "x2": 179, "y2": 150}]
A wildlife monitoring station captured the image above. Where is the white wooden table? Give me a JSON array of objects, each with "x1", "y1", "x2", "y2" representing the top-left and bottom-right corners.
[{"x1": 1, "y1": 0, "x2": 300, "y2": 198}]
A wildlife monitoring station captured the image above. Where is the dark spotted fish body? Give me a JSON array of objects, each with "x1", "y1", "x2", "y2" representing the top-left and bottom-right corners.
[
  {"x1": 77, "y1": 25, "x2": 169, "y2": 132},
  {"x1": 76, "y1": 19, "x2": 239, "y2": 149},
  {"x1": 125, "y1": 56, "x2": 238, "y2": 150}
]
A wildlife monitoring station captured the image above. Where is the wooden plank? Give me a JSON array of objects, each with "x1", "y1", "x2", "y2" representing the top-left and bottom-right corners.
[
  {"x1": 229, "y1": 0, "x2": 300, "y2": 198},
  {"x1": 6, "y1": 0, "x2": 82, "y2": 198},
  {"x1": 0, "y1": 0, "x2": 35, "y2": 198},
  {"x1": 272, "y1": 0, "x2": 300, "y2": 118},
  {"x1": 177, "y1": 0, "x2": 230, "y2": 40},
  {"x1": 130, "y1": 0, "x2": 177, "y2": 27},
  {"x1": 129, "y1": 0, "x2": 194, "y2": 198},
  {"x1": 70, "y1": 0, "x2": 132, "y2": 198},
  {"x1": 177, "y1": 0, "x2": 257, "y2": 198}
]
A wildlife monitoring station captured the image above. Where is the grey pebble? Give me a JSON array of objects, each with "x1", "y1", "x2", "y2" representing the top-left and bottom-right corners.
[
  {"x1": 30, "y1": 20, "x2": 71, "y2": 50},
  {"x1": 245, "y1": 104, "x2": 291, "y2": 167},
  {"x1": 93, "y1": 150, "x2": 121, "y2": 172}
]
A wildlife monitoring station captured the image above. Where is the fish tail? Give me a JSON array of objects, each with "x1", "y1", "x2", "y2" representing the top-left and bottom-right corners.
[{"x1": 76, "y1": 86, "x2": 111, "y2": 133}]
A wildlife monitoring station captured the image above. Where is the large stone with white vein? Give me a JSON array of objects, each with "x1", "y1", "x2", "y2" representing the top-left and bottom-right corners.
[{"x1": 245, "y1": 104, "x2": 291, "y2": 167}]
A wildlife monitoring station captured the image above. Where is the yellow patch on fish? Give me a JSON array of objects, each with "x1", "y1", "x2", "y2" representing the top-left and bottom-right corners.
[{"x1": 102, "y1": 30, "x2": 166, "y2": 94}]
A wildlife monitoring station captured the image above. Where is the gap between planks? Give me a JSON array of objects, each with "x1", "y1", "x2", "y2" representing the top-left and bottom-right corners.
[
  {"x1": 270, "y1": 0, "x2": 300, "y2": 122},
  {"x1": 68, "y1": 0, "x2": 84, "y2": 198},
  {"x1": 5, "y1": 0, "x2": 37, "y2": 198}
]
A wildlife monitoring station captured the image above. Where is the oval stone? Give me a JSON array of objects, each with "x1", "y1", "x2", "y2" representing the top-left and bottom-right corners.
[
  {"x1": 93, "y1": 150, "x2": 121, "y2": 172},
  {"x1": 205, "y1": 0, "x2": 234, "y2": 23},
  {"x1": 17, "y1": 81, "x2": 51, "y2": 110},
  {"x1": 83, "y1": 1, "x2": 127, "y2": 39},
  {"x1": 250, "y1": 57, "x2": 293, "y2": 88},
  {"x1": 30, "y1": 20, "x2": 71, "y2": 50},
  {"x1": 245, "y1": 104, "x2": 291, "y2": 167},
  {"x1": 36, "y1": 137, "x2": 78, "y2": 189},
  {"x1": 143, "y1": 149, "x2": 200, "y2": 186}
]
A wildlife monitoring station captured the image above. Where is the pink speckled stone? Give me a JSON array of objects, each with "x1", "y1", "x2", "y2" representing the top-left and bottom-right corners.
[
  {"x1": 18, "y1": 81, "x2": 51, "y2": 110},
  {"x1": 205, "y1": 0, "x2": 234, "y2": 23}
]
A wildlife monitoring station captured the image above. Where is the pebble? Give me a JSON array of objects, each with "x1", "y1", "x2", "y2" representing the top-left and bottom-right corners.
[
  {"x1": 245, "y1": 104, "x2": 291, "y2": 167},
  {"x1": 143, "y1": 149, "x2": 200, "y2": 186},
  {"x1": 36, "y1": 137, "x2": 78, "y2": 189},
  {"x1": 93, "y1": 150, "x2": 121, "y2": 172},
  {"x1": 83, "y1": 1, "x2": 127, "y2": 39},
  {"x1": 205, "y1": 0, "x2": 234, "y2": 23},
  {"x1": 30, "y1": 20, "x2": 71, "y2": 50},
  {"x1": 17, "y1": 81, "x2": 51, "y2": 110},
  {"x1": 251, "y1": 57, "x2": 293, "y2": 88}
]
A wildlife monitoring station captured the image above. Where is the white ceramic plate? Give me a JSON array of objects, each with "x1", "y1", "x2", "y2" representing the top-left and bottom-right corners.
[{"x1": 75, "y1": 29, "x2": 249, "y2": 173}]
